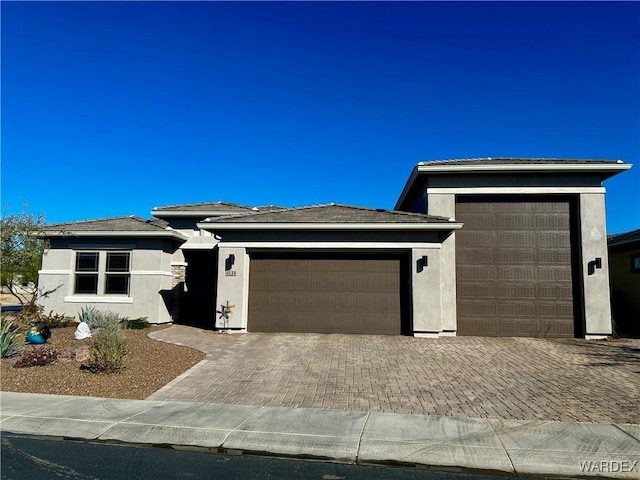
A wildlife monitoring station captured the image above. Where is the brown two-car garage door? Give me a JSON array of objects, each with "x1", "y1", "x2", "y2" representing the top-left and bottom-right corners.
[
  {"x1": 248, "y1": 253, "x2": 405, "y2": 334},
  {"x1": 455, "y1": 196, "x2": 577, "y2": 337}
]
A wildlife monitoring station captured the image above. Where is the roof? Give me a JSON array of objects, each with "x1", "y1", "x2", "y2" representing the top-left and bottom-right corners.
[
  {"x1": 42, "y1": 216, "x2": 187, "y2": 240},
  {"x1": 199, "y1": 204, "x2": 461, "y2": 231},
  {"x1": 608, "y1": 229, "x2": 640, "y2": 248},
  {"x1": 395, "y1": 157, "x2": 632, "y2": 210},
  {"x1": 416, "y1": 157, "x2": 626, "y2": 166},
  {"x1": 151, "y1": 201, "x2": 287, "y2": 218},
  {"x1": 152, "y1": 201, "x2": 255, "y2": 213}
]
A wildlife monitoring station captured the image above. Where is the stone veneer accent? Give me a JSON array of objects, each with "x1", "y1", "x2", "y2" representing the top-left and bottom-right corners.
[{"x1": 170, "y1": 264, "x2": 187, "y2": 321}]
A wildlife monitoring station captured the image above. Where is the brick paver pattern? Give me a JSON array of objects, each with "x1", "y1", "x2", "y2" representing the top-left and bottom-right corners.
[{"x1": 148, "y1": 326, "x2": 640, "y2": 424}]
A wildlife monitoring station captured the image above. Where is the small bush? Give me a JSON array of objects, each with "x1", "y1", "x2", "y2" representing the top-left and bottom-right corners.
[
  {"x1": 13, "y1": 347, "x2": 58, "y2": 368},
  {"x1": 78, "y1": 305, "x2": 100, "y2": 327},
  {"x1": 80, "y1": 307, "x2": 123, "y2": 331},
  {"x1": 0, "y1": 318, "x2": 21, "y2": 358},
  {"x1": 84, "y1": 321, "x2": 128, "y2": 373},
  {"x1": 41, "y1": 311, "x2": 76, "y2": 329},
  {"x1": 11, "y1": 305, "x2": 75, "y2": 330},
  {"x1": 123, "y1": 317, "x2": 150, "y2": 330}
]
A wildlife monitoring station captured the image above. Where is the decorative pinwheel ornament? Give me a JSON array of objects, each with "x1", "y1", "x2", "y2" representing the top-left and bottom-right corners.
[{"x1": 216, "y1": 300, "x2": 235, "y2": 328}]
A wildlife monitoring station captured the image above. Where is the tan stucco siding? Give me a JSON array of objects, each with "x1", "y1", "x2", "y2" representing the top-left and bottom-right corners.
[{"x1": 37, "y1": 238, "x2": 177, "y2": 324}]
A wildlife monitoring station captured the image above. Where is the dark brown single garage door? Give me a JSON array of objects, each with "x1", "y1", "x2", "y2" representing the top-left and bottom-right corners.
[
  {"x1": 455, "y1": 197, "x2": 576, "y2": 337},
  {"x1": 248, "y1": 253, "x2": 405, "y2": 334}
]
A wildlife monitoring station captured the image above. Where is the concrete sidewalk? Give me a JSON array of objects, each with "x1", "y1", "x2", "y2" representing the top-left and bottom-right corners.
[{"x1": 2, "y1": 392, "x2": 639, "y2": 479}]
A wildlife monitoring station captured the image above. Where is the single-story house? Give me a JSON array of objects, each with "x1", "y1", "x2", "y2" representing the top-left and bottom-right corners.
[
  {"x1": 608, "y1": 229, "x2": 640, "y2": 336},
  {"x1": 38, "y1": 158, "x2": 632, "y2": 338}
]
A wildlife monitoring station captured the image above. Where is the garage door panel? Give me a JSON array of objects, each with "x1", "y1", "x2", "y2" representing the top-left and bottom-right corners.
[
  {"x1": 496, "y1": 214, "x2": 534, "y2": 229},
  {"x1": 249, "y1": 255, "x2": 404, "y2": 334},
  {"x1": 456, "y1": 197, "x2": 575, "y2": 337}
]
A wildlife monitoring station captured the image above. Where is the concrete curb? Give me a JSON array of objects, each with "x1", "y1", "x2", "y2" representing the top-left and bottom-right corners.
[{"x1": 1, "y1": 392, "x2": 639, "y2": 479}]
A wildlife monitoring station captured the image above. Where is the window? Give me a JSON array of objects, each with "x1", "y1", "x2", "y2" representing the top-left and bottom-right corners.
[
  {"x1": 105, "y1": 252, "x2": 130, "y2": 294},
  {"x1": 74, "y1": 251, "x2": 131, "y2": 295},
  {"x1": 75, "y1": 252, "x2": 99, "y2": 294},
  {"x1": 631, "y1": 254, "x2": 640, "y2": 273}
]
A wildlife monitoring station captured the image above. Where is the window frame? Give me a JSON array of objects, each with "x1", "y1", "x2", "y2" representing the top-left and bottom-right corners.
[
  {"x1": 74, "y1": 252, "x2": 99, "y2": 294},
  {"x1": 73, "y1": 251, "x2": 132, "y2": 296},
  {"x1": 105, "y1": 252, "x2": 131, "y2": 295},
  {"x1": 631, "y1": 254, "x2": 640, "y2": 274}
]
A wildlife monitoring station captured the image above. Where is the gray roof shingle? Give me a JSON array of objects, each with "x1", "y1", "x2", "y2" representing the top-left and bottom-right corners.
[
  {"x1": 203, "y1": 204, "x2": 453, "y2": 224},
  {"x1": 44, "y1": 216, "x2": 173, "y2": 233},
  {"x1": 152, "y1": 201, "x2": 255, "y2": 213},
  {"x1": 608, "y1": 229, "x2": 640, "y2": 248}
]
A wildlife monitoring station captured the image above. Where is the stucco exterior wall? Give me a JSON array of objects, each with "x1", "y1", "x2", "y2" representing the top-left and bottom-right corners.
[
  {"x1": 423, "y1": 193, "x2": 458, "y2": 332},
  {"x1": 38, "y1": 238, "x2": 177, "y2": 324},
  {"x1": 411, "y1": 247, "x2": 443, "y2": 336},
  {"x1": 580, "y1": 193, "x2": 613, "y2": 337},
  {"x1": 214, "y1": 245, "x2": 249, "y2": 330}
]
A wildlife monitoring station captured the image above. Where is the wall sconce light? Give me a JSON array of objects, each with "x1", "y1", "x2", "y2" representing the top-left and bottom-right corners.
[
  {"x1": 588, "y1": 257, "x2": 603, "y2": 276},
  {"x1": 225, "y1": 254, "x2": 235, "y2": 271},
  {"x1": 417, "y1": 255, "x2": 428, "y2": 273}
]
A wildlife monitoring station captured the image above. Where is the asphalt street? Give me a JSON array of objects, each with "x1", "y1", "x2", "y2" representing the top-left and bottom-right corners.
[{"x1": 0, "y1": 434, "x2": 531, "y2": 480}]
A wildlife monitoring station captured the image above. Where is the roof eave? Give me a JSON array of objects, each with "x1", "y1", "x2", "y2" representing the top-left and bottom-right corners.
[
  {"x1": 42, "y1": 230, "x2": 189, "y2": 240},
  {"x1": 394, "y1": 165, "x2": 421, "y2": 211},
  {"x1": 394, "y1": 162, "x2": 632, "y2": 210},
  {"x1": 415, "y1": 163, "x2": 631, "y2": 175},
  {"x1": 198, "y1": 222, "x2": 462, "y2": 231}
]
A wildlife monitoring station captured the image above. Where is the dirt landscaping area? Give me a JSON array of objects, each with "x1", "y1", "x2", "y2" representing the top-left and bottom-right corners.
[{"x1": 0, "y1": 326, "x2": 205, "y2": 399}]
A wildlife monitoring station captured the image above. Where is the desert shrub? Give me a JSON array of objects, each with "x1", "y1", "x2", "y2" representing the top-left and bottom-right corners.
[
  {"x1": 13, "y1": 347, "x2": 58, "y2": 368},
  {"x1": 123, "y1": 317, "x2": 150, "y2": 330},
  {"x1": 79, "y1": 307, "x2": 123, "y2": 331},
  {"x1": 11, "y1": 305, "x2": 74, "y2": 330},
  {"x1": 0, "y1": 318, "x2": 21, "y2": 358},
  {"x1": 78, "y1": 305, "x2": 99, "y2": 326},
  {"x1": 85, "y1": 320, "x2": 128, "y2": 373},
  {"x1": 35, "y1": 311, "x2": 75, "y2": 329}
]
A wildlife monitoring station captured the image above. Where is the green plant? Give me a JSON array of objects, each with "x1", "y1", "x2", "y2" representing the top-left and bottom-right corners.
[
  {"x1": 123, "y1": 317, "x2": 150, "y2": 330},
  {"x1": 78, "y1": 306, "x2": 124, "y2": 331},
  {"x1": 13, "y1": 347, "x2": 58, "y2": 367},
  {"x1": 78, "y1": 305, "x2": 100, "y2": 327},
  {"x1": 0, "y1": 318, "x2": 21, "y2": 358},
  {"x1": 10, "y1": 304, "x2": 75, "y2": 331},
  {"x1": 85, "y1": 320, "x2": 128, "y2": 373},
  {"x1": 1, "y1": 207, "x2": 49, "y2": 306},
  {"x1": 41, "y1": 311, "x2": 76, "y2": 329}
]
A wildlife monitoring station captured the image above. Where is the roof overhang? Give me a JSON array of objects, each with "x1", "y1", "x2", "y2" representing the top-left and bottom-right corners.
[
  {"x1": 42, "y1": 230, "x2": 189, "y2": 241},
  {"x1": 395, "y1": 161, "x2": 632, "y2": 210},
  {"x1": 179, "y1": 238, "x2": 219, "y2": 250},
  {"x1": 198, "y1": 222, "x2": 463, "y2": 231}
]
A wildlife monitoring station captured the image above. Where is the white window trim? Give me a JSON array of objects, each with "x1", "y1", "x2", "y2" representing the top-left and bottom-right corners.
[
  {"x1": 72, "y1": 250, "x2": 132, "y2": 297},
  {"x1": 64, "y1": 296, "x2": 134, "y2": 304}
]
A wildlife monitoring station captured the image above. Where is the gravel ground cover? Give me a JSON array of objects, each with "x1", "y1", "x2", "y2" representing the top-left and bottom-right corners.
[{"x1": 0, "y1": 326, "x2": 205, "y2": 399}]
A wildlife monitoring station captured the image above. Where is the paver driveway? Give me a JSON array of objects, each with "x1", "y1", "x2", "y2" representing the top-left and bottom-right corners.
[{"x1": 148, "y1": 326, "x2": 640, "y2": 424}]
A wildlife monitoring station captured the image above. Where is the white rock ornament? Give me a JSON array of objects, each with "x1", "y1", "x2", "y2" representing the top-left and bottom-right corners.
[{"x1": 74, "y1": 321, "x2": 92, "y2": 340}]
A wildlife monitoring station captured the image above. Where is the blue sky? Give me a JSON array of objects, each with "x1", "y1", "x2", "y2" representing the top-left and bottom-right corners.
[{"x1": 2, "y1": 1, "x2": 638, "y2": 233}]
